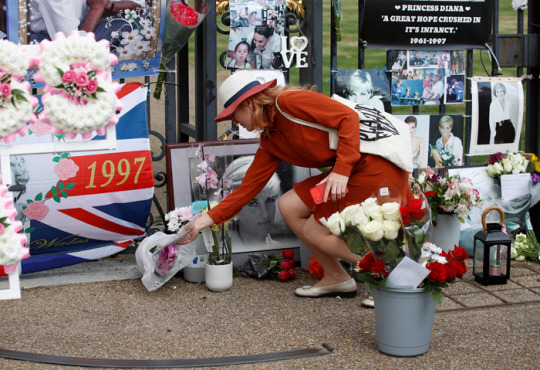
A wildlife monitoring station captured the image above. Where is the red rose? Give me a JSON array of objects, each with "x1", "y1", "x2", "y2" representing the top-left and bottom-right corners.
[
  {"x1": 424, "y1": 191, "x2": 437, "y2": 198},
  {"x1": 454, "y1": 260, "x2": 467, "y2": 278},
  {"x1": 371, "y1": 260, "x2": 388, "y2": 277},
  {"x1": 281, "y1": 259, "x2": 294, "y2": 270},
  {"x1": 445, "y1": 259, "x2": 459, "y2": 282},
  {"x1": 399, "y1": 206, "x2": 412, "y2": 224},
  {"x1": 308, "y1": 257, "x2": 325, "y2": 279},
  {"x1": 408, "y1": 198, "x2": 427, "y2": 221},
  {"x1": 278, "y1": 270, "x2": 290, "y2": 282},
  {"x1": 450, "y1": 246, "x2": 468, "y2": 261},
  {"x1": 426, "y1": 262, "x2": 447, "y2": 283},
  {"x1": 287, "y1": 269, "x2": 296, "y2": 281},
  {"x1": 282, "y1": 250, "x2": 294, "y2": 260},
  {"x1": 358, "y1": 253, "x2": 375, "y2": 272}
]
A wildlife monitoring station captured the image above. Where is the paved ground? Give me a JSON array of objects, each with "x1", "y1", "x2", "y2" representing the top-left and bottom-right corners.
[{"x1": 0, "y1": 252, "x2": 538, "y2": 369}]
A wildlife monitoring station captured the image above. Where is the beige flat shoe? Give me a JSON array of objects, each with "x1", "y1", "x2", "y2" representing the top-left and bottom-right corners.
[
  {"x1": 294, "y1": 278, "x2": 357, "y2": 298},
  {"x1": 361, "y1": 296, "x2": 374, "y2": 308}
]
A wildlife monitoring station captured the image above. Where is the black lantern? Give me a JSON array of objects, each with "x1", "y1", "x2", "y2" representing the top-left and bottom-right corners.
[{"x1": 473, "y1": 206, "x2": 512, "y2": 285}]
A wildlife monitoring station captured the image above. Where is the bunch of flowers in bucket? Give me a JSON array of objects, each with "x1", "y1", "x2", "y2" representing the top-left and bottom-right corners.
[
  {"x1": 412, "y1": 167, "x2": 482, "y2": 226},
  {"x1": 326, "y1": 193, "x2": 404, "y2": 269},
  {"x1": 356, "y1": 243, "x2": 469, "y2": 304}
]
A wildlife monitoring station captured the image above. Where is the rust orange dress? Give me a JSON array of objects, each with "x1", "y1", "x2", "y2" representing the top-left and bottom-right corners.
[{"x1": 208, "y1": 90, "x2": 413, "y2": 225}]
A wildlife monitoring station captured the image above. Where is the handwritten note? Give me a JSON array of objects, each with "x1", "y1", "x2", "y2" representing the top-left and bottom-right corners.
[
  {"x1": 386, "y1": 257, "x2": 430, "y2": 289},
  {"x1": 501, "y1": 174, "x2": 530, "y2": 200}
]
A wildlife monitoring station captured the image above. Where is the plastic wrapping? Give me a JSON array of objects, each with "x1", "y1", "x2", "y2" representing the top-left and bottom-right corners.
[{"x1": 135, "y1": 231, "x2": 197, "y2": 291}]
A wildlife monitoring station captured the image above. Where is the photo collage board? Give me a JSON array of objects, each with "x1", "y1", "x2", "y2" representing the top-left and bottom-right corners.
[
  {"x1": 226, "y1": 0, "x2": 286, "y2": 70},
  {"x1": 390, "y1": 50, "x2": 466, "y2": 106}
]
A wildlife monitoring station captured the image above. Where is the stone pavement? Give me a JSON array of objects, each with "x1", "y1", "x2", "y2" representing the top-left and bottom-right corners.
[{"x1": 0, "y1": 252, "x2": 538, "y2": 369}]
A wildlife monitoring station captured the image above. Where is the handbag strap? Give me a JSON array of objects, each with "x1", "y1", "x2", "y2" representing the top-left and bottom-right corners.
[{"x1": 275, "y1": 100, "x2": 338, "y2": 150}]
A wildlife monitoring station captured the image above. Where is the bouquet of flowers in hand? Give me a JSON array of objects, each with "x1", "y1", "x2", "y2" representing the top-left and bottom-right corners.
[
  {"x1": 326, "y1": 203, "x2": 369, "y2": 256},
  {"x1": 412, "y1": 167, "x2": 482, "y2": 226},
  {"x1": 356, "y1": 196, "x2": 404, "y2": 268},
  {"x1": 153, "y1": 0, "x2": 209, "y2": 99},
  {"x1": 356, "y1": 243, "x2": 469, "y2": 303},
  {"x1": 487, "y1": 150, "x2": 536, "y2": 188},
  {"x1": 511, "y1": 230, "x2": 540, "y2": 262},
  {"x1": 400, "y1": 196, "x2": 432, "y2": 262}
]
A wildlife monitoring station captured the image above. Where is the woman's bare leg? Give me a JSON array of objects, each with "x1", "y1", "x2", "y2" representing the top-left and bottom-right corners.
[{"x1": 279, "y1": 189, "x2": 361, "y2": 288}]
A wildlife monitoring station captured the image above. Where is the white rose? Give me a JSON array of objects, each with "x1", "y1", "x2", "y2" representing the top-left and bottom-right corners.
[
  {"x1": 493, "y1": 162, "x2": 504, "y2": 175},
  {"x1": 366, "y1": 204, "x2": 384, "y2": 221},
  {"x1": 340, "y1": 204, "x2": 362, "y2": 226},
  {"x1": 356, "y1": 215, "x2": 371, "y2": 229},
  {"x1": 342, "y1": 204, "x2": 366, "y2": 226},
  {"x1": 327, "y1": 212, "x2": 345, "y2": 236},
  {"x1": 382, "y1": 220, "x2": 401, "y2": 240},
  {"x1": 381, "y1": 202, "x2": 401, "y2": 221},
  {"x1": 486, "y1": 164, "x2": 497, "y2": 177},
  {"x1": 360, "y1": 220, "x2": 384, "y2": 241},
  {"x1": 501, "y1": 158, "x2": 513, "y2": 173}
]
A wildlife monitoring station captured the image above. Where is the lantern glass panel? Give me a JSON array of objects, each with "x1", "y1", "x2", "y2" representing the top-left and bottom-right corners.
[
  {"x1": 473, "y1": 239, "x2": 485, "y2": 278},
  {"x1": 489, "y1": 244, "x2": 508, "y2": 276}
]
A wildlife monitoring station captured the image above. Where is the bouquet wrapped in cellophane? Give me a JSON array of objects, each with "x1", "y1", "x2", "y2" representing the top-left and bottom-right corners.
[
  {"x1": 154, "y1": 0, "x2": 209, "y2": 99},
  {"x1": 399, "y1": 195, "x2": 432, "y2": 263}
]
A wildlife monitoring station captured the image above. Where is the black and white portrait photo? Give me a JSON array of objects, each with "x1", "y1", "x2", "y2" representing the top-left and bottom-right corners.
[
  {"x1": 334, "y1": 69, "x2": 391, "y2": 113},
  {"x1": 469, "y1": 77, "x2": 524, "y2": 156},
  {"x1": 167, "y1": 140, "x2": 311, "y2": 264}
]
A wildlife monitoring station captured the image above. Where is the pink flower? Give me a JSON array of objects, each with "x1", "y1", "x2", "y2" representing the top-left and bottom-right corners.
[
  {"x1": 85, "y1": 79, "x2": 99, "y2": 94},
  {"x1": 53, "y1": 158, "x2": 80, "y2": 181},
  {"x1": 75, "y1": 72, "x2": 89, "y2": 87},
  {"x1": 0, "y1": 83, "x2": 11, "y2": 97},
  {"x1": 0, "y1": 224, "x2": 4, "y2": 234},
  {"x1": 62, "y1": 70, "x2": 77, "y2": 83},
  {"x1": 23, "y1": 201, "x2": 49, "y2": 221},
  {"x1": 29, "y1": 120, "x2": 51, "y2": 137}
]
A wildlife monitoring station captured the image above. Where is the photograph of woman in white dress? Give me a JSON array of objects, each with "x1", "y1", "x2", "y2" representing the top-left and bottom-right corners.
[
  {"x1": 469, "y1": 78, "x2": 523, "y2": 156},
  {"x1": 489, "y1": 82, "x2": 516, "y2": 144},
  {"x1": 429, "y1": 115, "x2": 464, "y2": 168}
]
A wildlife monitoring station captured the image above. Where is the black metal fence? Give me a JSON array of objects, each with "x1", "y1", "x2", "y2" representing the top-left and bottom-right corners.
[{"x1": 148, "y1": 0, "x2": 539, "y2": 226}]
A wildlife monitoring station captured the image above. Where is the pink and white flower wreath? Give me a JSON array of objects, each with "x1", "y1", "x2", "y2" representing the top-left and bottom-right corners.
[
  {"x1": 0, "y1": 182, "x2": 29, "y2": 273},
  {"x1": 34, "y1": 31, "x2": 123, "y2": 139},
  {"x1": 0, "y1": 40, "x2": 38, "y2": 143}
]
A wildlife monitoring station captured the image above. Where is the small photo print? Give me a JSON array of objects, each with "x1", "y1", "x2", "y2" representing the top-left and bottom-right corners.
[
  {"x1": 395, "y1": 115, "x2": 430, "y2": 170},
  {"x1": 427, "y1": 114, "x2": 465, "y2": 168},
  {"x1": 226, "y1": 0, "x2": 286, "y2": 70}
]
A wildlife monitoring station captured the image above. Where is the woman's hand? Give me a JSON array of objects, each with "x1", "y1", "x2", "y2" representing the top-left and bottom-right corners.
[
  {"x1": 318, "y1": 172, "x2": 349, "y2": 202},
  {"x1": 431, "y1": 148, "x2": 443, "y2": 167},
  {"x1": 179, "y1": 213, "x2": 215, "y2": 245}
]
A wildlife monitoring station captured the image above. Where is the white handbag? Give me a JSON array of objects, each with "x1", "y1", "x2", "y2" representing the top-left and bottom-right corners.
[{"x1": 275, "y1": 94, "x2": 413, "y2": 173}]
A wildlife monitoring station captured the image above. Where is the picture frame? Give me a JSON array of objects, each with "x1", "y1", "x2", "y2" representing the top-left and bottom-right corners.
[
  {"x1": 10, "y1": 0, "x2": 165, "y2": 79},
  {"x1": 166, "y1": 139, "x2": 314, "y2": 256},
  {"x1": 469, "y1": 77, "x2": 524, "y2": 156}
]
